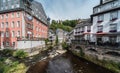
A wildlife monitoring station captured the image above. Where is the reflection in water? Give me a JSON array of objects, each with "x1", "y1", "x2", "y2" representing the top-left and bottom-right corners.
[{"x1": 46, "y1": 57, "x2": 73, "y2": 73}]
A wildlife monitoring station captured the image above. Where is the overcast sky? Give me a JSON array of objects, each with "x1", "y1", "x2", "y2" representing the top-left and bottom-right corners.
[{"x1": 35, "y1": 0, "x2": 99, "y2": 20}]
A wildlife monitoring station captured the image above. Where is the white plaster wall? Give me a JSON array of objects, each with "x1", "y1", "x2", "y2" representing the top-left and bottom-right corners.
[
  {"x1": 17, "y1": 40, "x2": 45, "y2": 49},
  {"x1": 91, "y1": 9, "x2": 120, "y2": 42},
  {"x1": 91, "y1": 16, "x2": 97, "y2": 42}
]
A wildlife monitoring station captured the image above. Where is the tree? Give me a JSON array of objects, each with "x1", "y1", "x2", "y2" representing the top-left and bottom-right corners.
[
  {"x1": 50, "y1": 19, "x2": 78, "y2": 32},
  {"x1": 55, "y1": 35, "x2": 59, "y2": 45}
]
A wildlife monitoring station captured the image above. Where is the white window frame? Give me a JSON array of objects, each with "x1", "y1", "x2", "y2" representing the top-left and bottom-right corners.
[{"x1": 6, "y1": 31, "x2": 9, "y2": 37}]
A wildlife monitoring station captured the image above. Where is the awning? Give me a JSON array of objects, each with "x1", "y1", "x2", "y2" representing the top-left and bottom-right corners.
[
  {"x1": 94, "y1": 32, "x2": 120, "y2": 36},
  {"x1": 94, "y1": 32, "x2": 107, "y2": 35},
  {"x1": 83, "y1": 32, "x2": 91, "y2": 34}
]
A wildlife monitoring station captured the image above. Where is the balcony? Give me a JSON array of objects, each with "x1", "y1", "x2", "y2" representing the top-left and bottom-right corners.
[
  {"x1": 87, "y1": 30, "x2": 91, "y2": 32},
  {"x1": 81, "y1": 31, "x2": 84, "y2": 33},
  {"x1": 97, "y1": 31, "x2": 103, "y2": 33},
  {"x1": 110, "y1": 18, "x2": 118, "y2": 21},
  {"x1": 97, "y1": 20, "x2": 103, "y2": 23},
  {"x1": 109, "y1": 30, "x2": 117, "y2": 33}
]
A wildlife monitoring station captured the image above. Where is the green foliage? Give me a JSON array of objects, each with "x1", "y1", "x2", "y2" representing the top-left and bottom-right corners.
[
  {"x1": 48, "y1": 45, "x2": 53, "y2": 50},
  {"x1": 0, "y1": 60, "x2": 26, "y2": 73},
  {"x1": 55, "y1": 35, "x2": 59, "y2": 45},
  {"x1": 79, "y1": 48, "x2": 84, "y2": 57},
  {"x1": 45, "y1": 38, "x2": 49, "y2": 45},
  {"x1": 50, "y1": 20, "x2": 77, "y2": 32},
  {"x1": 105, "y1": 61, "x2": 120, "y2": 73},
  {"x1": 62, "y1": 20, "x2": 78, "y2": 27},
  {"x1": 62, "y1": 42, "x2": 69, "y2": 50},
  {"x1": 2, "y1": 49, "x2": 13, "y2": 56},
  {"x1": 13, "y1": 50, "x2": 28, "y2": 59}
]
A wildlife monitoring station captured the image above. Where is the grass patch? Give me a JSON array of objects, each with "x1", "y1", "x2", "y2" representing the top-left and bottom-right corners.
[{"x1": 13, "y1": 50, "x2": 28, "y2": 59}]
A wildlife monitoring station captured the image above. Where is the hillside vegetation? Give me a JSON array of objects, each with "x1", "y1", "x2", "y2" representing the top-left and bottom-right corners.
[{"x1": 50, "y1": 20, "x2": 78, "y2": 32}]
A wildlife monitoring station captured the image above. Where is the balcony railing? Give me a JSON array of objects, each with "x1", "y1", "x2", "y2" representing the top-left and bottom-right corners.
[
  {"x1": 97, "y1": 31, "x2": 103, "y2": 33},
  {"x1": 109, "y1": 30, "x2": 117, "y2": 33},
  {"x1": 110, "y1": 18, "x2": 118, "y2": 21},
  {"x1": 97, "y1": 20, "x2": 103, "y2": 23},
  {"x1": 81, "y1": 31, "x2": 84, "y2": 33},
  {"x1": 87, "y1": 30, "x2": 91, "y2": 32}
]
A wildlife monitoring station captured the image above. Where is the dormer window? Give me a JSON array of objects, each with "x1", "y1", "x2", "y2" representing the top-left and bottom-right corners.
[
  {"x1": 97, "y1": 15, "x2": 104, "y2": 23},
  {"x1": 111, "y1": 1, "x2": 118, "y2": 8},
  {"x1": 110, "y1": 11, "x2": 118, "y2": 21}
]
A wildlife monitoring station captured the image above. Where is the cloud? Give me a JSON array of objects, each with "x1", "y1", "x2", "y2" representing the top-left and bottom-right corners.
[{"x1": 36, "y1": 0, "x2": 99, "y2": 20}]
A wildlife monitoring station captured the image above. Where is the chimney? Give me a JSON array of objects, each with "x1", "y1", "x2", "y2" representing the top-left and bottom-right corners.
[{"x1": 100, "y1": 0, "x2": 103, "y2": 4}]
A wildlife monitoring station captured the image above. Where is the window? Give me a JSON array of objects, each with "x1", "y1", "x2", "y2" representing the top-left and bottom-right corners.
[
  {"x1": 6, "y1": 14, "x2": 8, "y2": 18},
  {"x1": 16, "y1": 1, "x2": 20, "y2": 8},
  {"x1": 109, "y1": 36, "x2": 117, "y2": 43},
  {"x1": 6, "y1": 22, "x2": 8, "y2": 28},
  {"x1": 12, "y1": 5, "x2": 14, "y2": 9},
  {"x1": 11, "y1": 13, "x2": 14, "y2": 18},
  {"x1": 110, "y1": 11, "x2": 118, "y2": 21},
  {"x1": 16, "y1": 12, "x2": 20, "y2": 17},
  {"x1": 11, "y1": 21, "x2": 15, "y2": 28},
  {"x1": 1, "y1": 22, "x2": 4, "y2": 28},
  {"x1": 81, "y1": 27, "x2": 85, "y2": 33},
  {"x1": 110, "y1": 24, "x2": 117, "y2": 32},
  {"x1": 6, "y1": 42, "x2": 9, "y2": 46},
  {"x1": 1, "y1": 7, "x2": 3, "y2": 10},
  {"x1": 1, "y1": 32, "x2": 4, "y2": 37},
  {"x1": 98, "y1": 15, "x2": 104, "y2": 23},
  {"x1": 87, "y1": 26, "x2": 91, "y2": 32},
  {"x1": 93, "y1": 8, "x2": 98, "y2": 13},
  {"x1": 12, "y1": 42, "x2": 15, "y2": 46},
  {"x1": 111, "y1": 1, "x2": 118, "y2": 8},
  {"x1": 6, "y1": 31, "x2": 9, "y2": 37},
  {"x1": 17, "y1": 31, "x2": 20, "y2": 37},
  {"x1": 17, "y1": 21, "x2": 20, "y2": 27},
  {"x1": 3, "y1": 42, "x2": 4, "y2": 46},
  {"x1": 97, "y1": 25, "x2": 103, "y2": 33},
  {"x1": 12, "y1": 31, "x2": 15, "y2": 37},
  {"x1": 1, "y1": 15, "x2": 4, "y2": 19}
]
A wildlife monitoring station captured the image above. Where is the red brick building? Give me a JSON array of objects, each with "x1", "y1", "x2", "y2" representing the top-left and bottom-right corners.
[{"x1": 0, "y1": 0, "x2": 48, "y2": 49}]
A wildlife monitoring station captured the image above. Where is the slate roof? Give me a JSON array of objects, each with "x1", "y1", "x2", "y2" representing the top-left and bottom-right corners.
[{"x1": 75, "y1": 19, "x2": 92, "y2": 28}]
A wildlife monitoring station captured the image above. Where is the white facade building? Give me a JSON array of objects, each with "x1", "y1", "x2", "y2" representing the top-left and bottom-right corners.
[
  {"x1": 91, "y1": 0, "x2": 120, "y2": 46},
  {"x1": 56, "y1": 29, "x2": 64, "y2": 43},
  {"x1": 73, "y1": 19, "x2": 92, "y2": 44}
]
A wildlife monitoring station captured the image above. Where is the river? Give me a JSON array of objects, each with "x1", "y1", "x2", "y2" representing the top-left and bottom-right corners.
[{"x1": 27, "y1": 51, "x2": 114, "y2": 73}]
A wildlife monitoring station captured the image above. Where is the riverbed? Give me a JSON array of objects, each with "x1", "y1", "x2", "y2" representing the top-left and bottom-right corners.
[{"x1": 27, "y1": 51, "x2": 114, "y2": 73}]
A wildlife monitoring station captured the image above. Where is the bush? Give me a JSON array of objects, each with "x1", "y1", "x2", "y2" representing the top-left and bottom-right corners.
[
  {"x1": 2, "y1": 49, "x2": 13, "y2": 56},
  {"x1": 48, "y1": 45, "x2": 53, "y2": 50},
  {"x1": 45, "y1": 39, "x2": 49, "y2": 45},
  {"x1": 0, "y1": 60, "x2": 26, "y2": 73},
  {"x1": 13, "y1": 50, "x2": 28, "y2": 59},
  {"x1": 62, "y1": 42, "x2": 69, "y2": 50}
]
